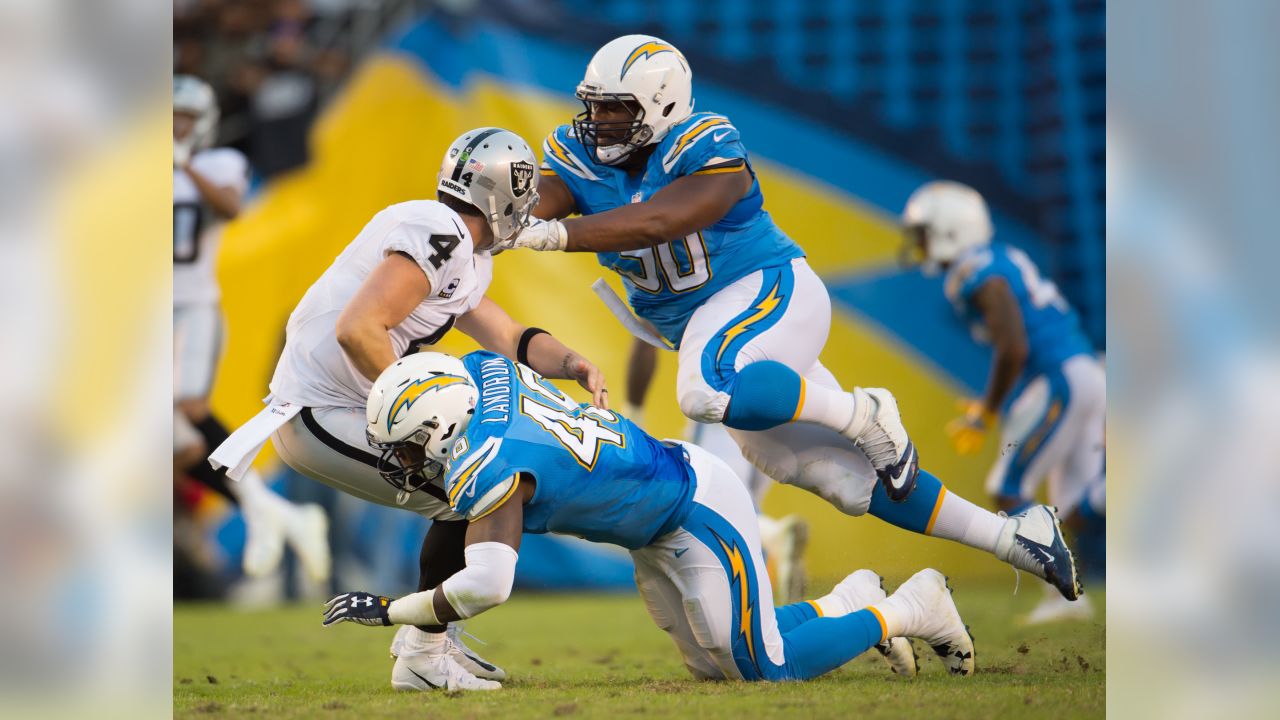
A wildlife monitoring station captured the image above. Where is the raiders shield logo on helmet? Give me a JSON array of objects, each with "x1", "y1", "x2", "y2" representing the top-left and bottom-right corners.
[{"x1": 510, "y1": 160, "x2": 535, "y2": 198}]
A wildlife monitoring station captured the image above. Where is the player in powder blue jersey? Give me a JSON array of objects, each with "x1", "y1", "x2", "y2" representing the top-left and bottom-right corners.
[
  {"x1": 493, "y1": 35, "x2": 1082, "y2": 602},
  {"x1": 902, "y1": 181, "x2": 1106, "y2": 623},
  {"x1": 322, "y1": 351, "x2": 978, "y2": 687}
]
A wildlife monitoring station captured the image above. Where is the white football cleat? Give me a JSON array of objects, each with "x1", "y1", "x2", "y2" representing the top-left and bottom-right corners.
[
  {"x1": 761, "y1": 514, "x2": 809, "y2": 605},
  {"x1": 994, "y1": 505, "x2": 1082, "y2": 601},
  {"x1": 392, "y1": 649, "x2": 501, "y2": 692},
  {"x1": 1024, "y1": 587, "x2": 1095, "y2": 625},
  {"x1": 874, "y1": 569, "x2": 974, "y2": 676},
  {"x1": 447, "y1": 623, "x2": 508, "y2": 681},
  {"x1": 830, "y1": 569, "x2": 917, "y2": 676},
  {"x1": 391, "y1": 627, "x2": 501, "y2": 691},
  {"x1": 391, "y1": 624, "x2": 507, "y2": 682},
  {"x1": 841, "y1": 388, "x2": 919, "y2": 502},
  {"x1": 240, "y1": 503, "x2": 285, "y2": 578}
]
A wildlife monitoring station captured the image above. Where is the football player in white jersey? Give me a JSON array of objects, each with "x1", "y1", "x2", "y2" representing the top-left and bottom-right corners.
[
  {"x1": 211, "y1": 127, "x2": 607, "y2": 691},
  {"x1": 498, "y1": 36, "x2": 1083, "y2": 604},
  {"x1": 172, "y1": 75, "x2": 331, "y2": 583}
]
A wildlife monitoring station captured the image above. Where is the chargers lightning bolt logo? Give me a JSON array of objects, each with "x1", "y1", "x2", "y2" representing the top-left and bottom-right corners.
[
  {"x1": 620, "y1": 41, "x2": 676, "y2": 79},
  {"x1": 715, "y1": 277, "x2": 785, "y2": 364},
  {"x1": 709, "y1": 527, "x2": 759, "y2": 672},
  {"x1": 387, "y1": 374, "x2": 469, "y2": 432}
]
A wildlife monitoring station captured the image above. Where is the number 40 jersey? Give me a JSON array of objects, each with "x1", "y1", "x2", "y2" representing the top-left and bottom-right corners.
[
  {"x1": 445, "y1": 351, "x2": 695, "y2": 550},
  {"x1": 269, "y1": 200, "x2": 491, "y2": 409}
]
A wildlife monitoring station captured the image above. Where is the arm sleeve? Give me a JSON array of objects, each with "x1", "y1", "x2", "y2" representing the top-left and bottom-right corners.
[{"x1": 440, "y1": 541, "x2": 519, "y2": 618}]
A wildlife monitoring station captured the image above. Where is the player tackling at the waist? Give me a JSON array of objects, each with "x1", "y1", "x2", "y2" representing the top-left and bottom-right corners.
[{"x1": 323, "y1": 350, "x2": 975, "y2": 687}]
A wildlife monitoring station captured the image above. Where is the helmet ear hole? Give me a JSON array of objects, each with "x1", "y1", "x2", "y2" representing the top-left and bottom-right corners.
[
  {"x1": 504, "y1": 203, "x2": 513, "y2": 216},
  {"x1": 662, "y1": 102, "x2": 675, "y2": 117}
]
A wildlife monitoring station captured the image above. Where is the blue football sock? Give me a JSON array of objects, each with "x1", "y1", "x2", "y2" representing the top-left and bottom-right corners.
[
  {"x1": 868, "y1": 468, "x2": 945, "y2": 534},
  {"x1": 779, "y1": 609, "x2": 883, "y2": 680},
  {"x1": 775, "y1": 601, "x2": 820, "y2": 633}
]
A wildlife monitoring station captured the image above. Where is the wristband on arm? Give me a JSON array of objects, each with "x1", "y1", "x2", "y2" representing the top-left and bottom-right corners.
[{"x1": 517, "y1": 327, "x2": 550, "y2": 366}]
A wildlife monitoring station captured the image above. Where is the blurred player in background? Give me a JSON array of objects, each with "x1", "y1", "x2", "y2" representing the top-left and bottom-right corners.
[
  {"x1": 626, "y1": 337, "x2": 809, "y2": 604},
  {"x1": 172, "y1": 74, "x2": 331, "y2": 583},
  {"x1": 503, "y1": 35, "x2": 1082, "y2": 602},
  {"x1": 902, "y1": 180, "x2": 1106, "y2": 623},
  {"x1": 322, "y1": 351, "x2": 973, "y2": 688},
  {"x1": 211, "y1": 128, "x2": 607, "y2": 691}
]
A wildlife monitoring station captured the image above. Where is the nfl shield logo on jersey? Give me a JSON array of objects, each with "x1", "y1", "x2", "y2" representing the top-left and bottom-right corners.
[{"x1": 510, "y1": 160, "x2": 535, "y2": 198}]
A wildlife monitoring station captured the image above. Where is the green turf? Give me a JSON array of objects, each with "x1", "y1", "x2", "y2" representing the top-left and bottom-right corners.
[{"x1": 175, "y1": 583, "x2": 1104, "y2": 719}]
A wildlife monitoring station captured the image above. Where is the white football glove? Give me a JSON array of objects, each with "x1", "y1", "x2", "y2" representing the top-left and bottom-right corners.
[{"x1": 499, "y1": 218, "x2": 568, "y2": 252}]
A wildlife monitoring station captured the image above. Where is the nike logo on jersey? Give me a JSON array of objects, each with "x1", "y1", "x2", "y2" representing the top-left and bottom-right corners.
[
  {"x1": 674, "y1": 547, "x2": 688, "y2": 558},
  {"x1": 712, "y1": 130, "x2": 731, "y2": 142}
]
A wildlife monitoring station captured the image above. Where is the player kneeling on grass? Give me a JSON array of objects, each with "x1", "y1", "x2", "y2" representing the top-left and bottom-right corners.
[{"x1": 322, "y1": 351, "x2": 976, "y2": 689}]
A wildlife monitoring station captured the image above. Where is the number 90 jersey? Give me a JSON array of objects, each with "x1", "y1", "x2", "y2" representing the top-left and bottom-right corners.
[
  {"x1": 944, "y1": 243, "x2": 1093, "y2": 382},
  {"x1": 540, "y1": 113, "x2": 804, "y2": 348},
  {"x1": 445, "y1": 351, "x2": 695, "y2": 550}
]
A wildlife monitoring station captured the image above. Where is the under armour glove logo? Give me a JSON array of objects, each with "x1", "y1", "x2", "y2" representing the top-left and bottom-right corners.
[{"x1": 323, "y1": 591, "x2": 393, "y2": 627}]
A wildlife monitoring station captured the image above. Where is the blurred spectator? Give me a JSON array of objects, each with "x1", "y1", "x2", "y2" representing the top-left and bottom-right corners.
[{"x1": 173, "y1": 0, "x2": 371, "y2": 176}]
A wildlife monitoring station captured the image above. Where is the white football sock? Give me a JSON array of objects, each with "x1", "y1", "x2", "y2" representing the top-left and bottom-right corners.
[
  {"x1": 399, "y1": 625, "x2": 448, "y2": 655},
  {"x1": 928, "y1": 488, "x2": 1008, "y2": 554},
  {"x1": 794, "y1": 381, "x2": 857, "y2": 433},
  {"x1": 813, "y1": 591, "x2": 854, "y2": 618}
]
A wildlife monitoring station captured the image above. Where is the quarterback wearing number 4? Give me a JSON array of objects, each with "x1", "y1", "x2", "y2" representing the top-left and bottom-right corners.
[
  {"x1": 211, "y1": 128, "x2": 606, "y2": 691},
  {"x1": 502, "y1": 35, "x2": 1082, "y2": 599},
  {"x1": 326, "y1": 351, "x2": 975, "y2": 686}
]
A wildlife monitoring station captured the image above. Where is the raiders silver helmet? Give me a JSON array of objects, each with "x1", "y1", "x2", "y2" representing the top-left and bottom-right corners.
[{"x1": 436, "y1": 128, "x2": 540, "y2": 243}]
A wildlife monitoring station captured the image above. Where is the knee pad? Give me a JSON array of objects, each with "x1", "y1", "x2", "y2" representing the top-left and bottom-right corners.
[{"x1": 678, "y1": 386, "x2": 731, "y2": 424}]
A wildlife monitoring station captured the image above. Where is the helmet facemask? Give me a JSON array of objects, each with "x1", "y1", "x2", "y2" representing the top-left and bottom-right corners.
[
  {"x1": 899, "y1": 223, "x2": 940, "y2": 275},
  {"x1": 573, "y1": 92, "x2": 653, "y2": 166},
  {"x1": 486, "y1": 188, "x2": 540, "y2": 246},
  {"x1": 367, "y1": 424, "x2": 445, "y2": 506}
]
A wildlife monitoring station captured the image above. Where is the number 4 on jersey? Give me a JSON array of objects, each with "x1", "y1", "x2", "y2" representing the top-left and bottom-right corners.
[{"x1": 428, "y1": 234, "x2": 460, "y2": 269}]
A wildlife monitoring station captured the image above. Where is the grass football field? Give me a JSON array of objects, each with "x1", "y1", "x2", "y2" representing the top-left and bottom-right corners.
[{"x1": 175, "y1": 581, "x2": 1104, "y2": 719}]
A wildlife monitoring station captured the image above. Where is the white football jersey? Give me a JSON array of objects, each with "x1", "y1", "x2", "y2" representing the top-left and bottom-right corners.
[
  {"x1": 269, "y1": 200, "x2": 492, "y2": 408},
  {"x1": 173, "y1": 147, "x2": 249, "y2": 306}
]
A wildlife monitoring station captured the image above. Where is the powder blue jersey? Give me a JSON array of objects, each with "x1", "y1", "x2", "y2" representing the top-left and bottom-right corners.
[
  {"x1": 540, "y1": 112, "x2": 805, "y2": 347},
  {"x1": 944, "y1": 243, "x2": 1093, "y2": 383},
  {"x1": 444, "y1": 351, "x2": 695, "y2": 550}
]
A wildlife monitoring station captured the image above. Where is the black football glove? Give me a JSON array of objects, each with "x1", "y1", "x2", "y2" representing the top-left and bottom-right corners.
[{"x1": 323, "y1": 591, "x2": 393, "y2": 627}]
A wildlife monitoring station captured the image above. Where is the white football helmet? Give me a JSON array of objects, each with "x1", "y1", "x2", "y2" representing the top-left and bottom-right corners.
[
  {"x1": 901, "y1": 180, "x2": 994, "y2": 275},
  {"x1": 173, "y1": 74, "x2": 219, "y2": 151},
  {"x1": 573, "y1": 34, "x2": 694, "y2": 165},
  {"x1": 365, "y1": 352, "x2": 477, "y2": 505},
  {"x1": 437, "y1": 127, "x2": 540, "y2": 243}
]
